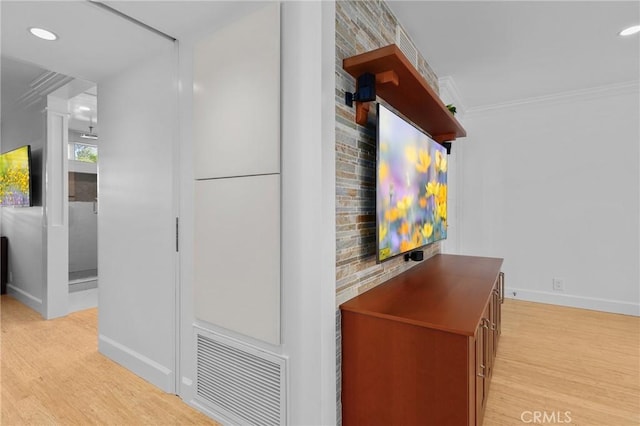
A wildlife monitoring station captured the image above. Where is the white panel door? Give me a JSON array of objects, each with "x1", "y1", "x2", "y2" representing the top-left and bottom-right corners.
[
  {"x1": 194, "y1": 175, "x2": 280, "y2": 344},
  {"x1": 98, "y1": 47, "x2": 177, "y2": 392},
  {"x1": 193, "y1": 3, "x2": 280, "y2": 180}
]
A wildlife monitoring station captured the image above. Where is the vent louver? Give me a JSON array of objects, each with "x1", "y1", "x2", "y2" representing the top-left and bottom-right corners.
[
  {"x1": 196, "y1": 332, "x2": 286, "y2": 425},
  {"x1": 395, "y1": 25, "x2": 419, "y2": 68},
  {"x1": 17, "y1": 71, "x2": 74, "y2": 109}
]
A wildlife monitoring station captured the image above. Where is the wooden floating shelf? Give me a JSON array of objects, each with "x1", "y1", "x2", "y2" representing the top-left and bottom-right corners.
[{"x1": 343, "y1": 44, "x2": 466, "y2": 143}]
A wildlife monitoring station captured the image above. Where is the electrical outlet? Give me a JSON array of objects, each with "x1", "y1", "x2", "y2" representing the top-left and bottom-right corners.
[{"x1": 552, "y1": 278, "x2": 564, "y2": 292}]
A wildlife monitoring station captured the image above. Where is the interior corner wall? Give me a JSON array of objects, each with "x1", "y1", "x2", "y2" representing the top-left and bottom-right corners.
[
  {"x1": 0, "y1": 91, "x2": 46, "y2": 315},
  {"x1": 459, "y1": 87, "x2": 640, "y2": 315},
  {"x1": 176, "y1": 2, "x2": 337, "y2": 425}
]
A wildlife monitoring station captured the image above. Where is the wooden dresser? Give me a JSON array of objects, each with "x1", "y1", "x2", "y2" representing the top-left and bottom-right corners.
[{"x1": 340, "y1": 254, "x2": 504, "y2": 426}]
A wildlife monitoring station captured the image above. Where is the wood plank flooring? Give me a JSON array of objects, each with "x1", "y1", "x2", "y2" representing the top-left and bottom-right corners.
[
  {"x1": 1, "y1": 295, "x2": 638, "y2": 425},
  {"x1": 0, "y1": 295, "x2": 217, "y2": 425},
  {"x1": 484, "y1": 299, "x2": 640, "y2": 425}
]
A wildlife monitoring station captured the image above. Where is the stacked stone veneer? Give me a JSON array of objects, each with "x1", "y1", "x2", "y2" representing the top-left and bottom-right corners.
[
  {"x1": 335, "y1": 1, "x2": 443, "y2": 423},
  {"x1": 335, "y1": 0, "x2": 441, "y2": 306}
]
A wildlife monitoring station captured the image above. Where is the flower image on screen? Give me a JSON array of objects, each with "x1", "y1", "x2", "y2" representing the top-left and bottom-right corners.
[
  {"x1": 0, "y1": 145, "x2": 32, "y2": 207},
  {"x1": 377, "y1": 104, "x2": 447, "y2": 262}
]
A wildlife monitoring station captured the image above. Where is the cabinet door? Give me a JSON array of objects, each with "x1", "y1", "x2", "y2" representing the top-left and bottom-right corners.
[
  {"x1": 493, "y1": 286, "x2": 501, "y2": 354},
  {"x1": 475, "y1": 319, "x2": 488, "y2": 424},
  {"x1": 487, "y1": 297, "x2": 495, "y2": 380}
]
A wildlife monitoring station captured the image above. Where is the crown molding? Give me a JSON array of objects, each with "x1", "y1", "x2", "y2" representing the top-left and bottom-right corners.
[
  {"x1": 438, "y1": 76, "x2": 467, "y2": 117},
  {"x1": 466, "y1": 80, "x2": 640, "y2": 117}
]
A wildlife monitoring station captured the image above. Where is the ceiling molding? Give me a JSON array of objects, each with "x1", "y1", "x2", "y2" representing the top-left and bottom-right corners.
[
  {"x1": 438, "y1": 76, "x2": 467, "y2": 117},
  {"x1": 465, "y1": 80, "x2": 640, "y2": 117}
]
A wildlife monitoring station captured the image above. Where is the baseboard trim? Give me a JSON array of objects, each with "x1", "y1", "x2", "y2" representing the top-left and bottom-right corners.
[
  {"x1": 68, "y1": 288, "x2": 98, "y2": 313},
  {"x1": 189, "y1": 399, "x2": 237, "y2": 426},
  {"x1": 98, "y1": 334, "x2": 174, "y2": 392},
  {"x1": 6, "y1": 284, "x2": 44, "y2": 315},
  {"x1": 507, "y1": 288, "x2": 639, "y2": 316}
]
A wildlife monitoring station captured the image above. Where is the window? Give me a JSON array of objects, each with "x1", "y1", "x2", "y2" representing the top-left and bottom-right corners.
[{"x1": 69, "y1": 143, "x2": 98, "y2": 163}]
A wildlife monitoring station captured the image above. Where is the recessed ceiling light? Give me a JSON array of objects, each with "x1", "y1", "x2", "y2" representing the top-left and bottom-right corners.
[
  {"x1": 28, "y1": 27, "x2": 58, "y2": 41},
  {"x1": 78, "y1": 106, "x2": 91, "y2": 112},
  {"x1": 619, "y1": 25, "x2": 640, "y2": 37}
]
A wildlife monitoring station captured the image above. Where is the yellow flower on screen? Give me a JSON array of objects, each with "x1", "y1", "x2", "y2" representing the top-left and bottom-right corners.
[
  {"x1": 400, "y1": 239, "x2": 415, "y2": 253},
  {"x1": 379, "y1": 224, "x2": 388, "y2": 243},
  {"x1": 385, "y1": 207, "x2": 400, "y2": 222},
  {"x1": 412, "y1": 229, "x2": 422, "y2": 246},
  {"x1": 435, "y1": 150, "x2": 448, "y2": 173},
  {"x1": 405, "y1": 145, "x2": 417, "y2": 164},
  {"x1": 426, "y1": 181, "x2": 438, "y2": 197},
  {"x1": 437, "y1": 203, "x2": 447, "y2": 220},
  {"x1": 422, "y1": 223, "x2": 433, "y2": 239},
  {"x1": 418, "y1": 197, "x2": 427, "y2": 208},
  {"x1": 436, "y1": 184, "x2": 447, "y2": 205},
  {"x1": 379, "y1": 161, "x2": 389, "y2": 181},
  {"x1": 397, "y1": 195, "x2": 413, "y2": 211},
  {"x1": 415, "y1": 149, "x2": 431, "y2": 173},
  {"x1": 399, "y1": 221, "x2": 410, "y2": 236}
]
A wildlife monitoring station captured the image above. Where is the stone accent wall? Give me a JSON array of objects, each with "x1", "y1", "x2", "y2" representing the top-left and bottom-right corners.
[
  {"x1": 335, "y1": 0, "x2": 441, "y2": 306},
  {"x1": 335, "y1": 1, "x2": 443, "y2": 423}
]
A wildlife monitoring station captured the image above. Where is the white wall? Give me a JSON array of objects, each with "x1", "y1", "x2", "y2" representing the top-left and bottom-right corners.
[
  {"x1": 0, "y1": 78, "x2": 46, "y2": 314},
  {"x1": 280, "y1": 2, "x2": 336, "y2": 424},
  {"x1": 438, "y1": 77, "x2": 466, "y2": 255},
  {"x1": 97, "y1": 45, "x2": 178, "y2": 392},
  {"x1": 458, "y1": 85, "x2": 640, "y2": 315},
  {"x1": 177, "y1": 1, "x2": 337, "y2": 424},
  {"x1": 192, "y1": 3, "x2": 282, "y2": 346}
]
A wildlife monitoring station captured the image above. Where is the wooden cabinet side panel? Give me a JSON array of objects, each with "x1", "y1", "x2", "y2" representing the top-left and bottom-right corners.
[
  {"x1": 341, "y1": 311, "x2": 470, "y2": 426},
  {"x1": 468, "y1": 335, "x2": 476, "y2": 426}
]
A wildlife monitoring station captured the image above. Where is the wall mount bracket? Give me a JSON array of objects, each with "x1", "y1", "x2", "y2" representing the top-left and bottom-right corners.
[{"x1": 345, "y1": 73, "x2": 376, "y2": 107}]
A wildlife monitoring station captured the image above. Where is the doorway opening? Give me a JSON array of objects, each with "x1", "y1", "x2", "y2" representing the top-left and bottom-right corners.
[{"x1": 67, "y1": 86, "x2": 99, "y2": 312}]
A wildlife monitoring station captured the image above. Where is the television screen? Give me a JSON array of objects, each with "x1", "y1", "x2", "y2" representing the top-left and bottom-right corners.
[
  {"x1": 377, "y1": 104, "x2": 447, "y2": 262},
  {"x1": 0, "y1": 145, "x2": 32, "y2": 207}
]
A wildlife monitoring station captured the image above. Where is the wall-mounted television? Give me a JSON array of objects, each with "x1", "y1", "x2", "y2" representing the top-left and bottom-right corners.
[
  {"x1": 0, "y1": 145, "x2": 33, "y2": 207},
  {"x1": 376, "y1": 104, "x2": 447, "y2": 262}
]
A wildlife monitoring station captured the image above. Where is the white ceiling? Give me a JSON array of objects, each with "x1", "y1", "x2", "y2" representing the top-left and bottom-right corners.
[
  {"x1": 103, "y1": 1, "x2": 265, "y2": 40},
  {"x1": 1, "y1": 0, "x2": 172, "y2": 83},
  {"x1": 387, "y1": 1, "x2": 640, "y2": 110},
  {"x1": 1, "y1": 0, "x2": 267, "y2": 133},
  {"x1": 1, "y1": 56, "x2": 98, "y2": 133},
  {"x1": 5, "y1": 1, "x2": 636, "y2": 115}
]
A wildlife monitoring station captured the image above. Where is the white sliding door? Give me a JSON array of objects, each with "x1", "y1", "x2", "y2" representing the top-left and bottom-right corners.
[{"x1": 97, "y1": 45, "x2": 178, "y2": 392}]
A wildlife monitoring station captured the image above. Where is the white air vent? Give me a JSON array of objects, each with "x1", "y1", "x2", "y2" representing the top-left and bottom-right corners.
[
  {"x1": 395, "y1": 25, "x2": 418, "y2": 68},
  {"x1": 17, "y1": 71, "x2": 74, "y2": 109},
  {"x1": 196, "y1": 331, "x2": 286, "y2": 426}
]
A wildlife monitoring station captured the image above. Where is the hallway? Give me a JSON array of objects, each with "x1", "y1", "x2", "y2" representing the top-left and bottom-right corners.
[{"x1": 0, "y1": 296, "x2": 215, "y2": 425}]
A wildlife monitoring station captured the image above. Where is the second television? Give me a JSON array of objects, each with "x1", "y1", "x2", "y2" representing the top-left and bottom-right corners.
[{"x1": 376, "y1": 103, "x2": 447, "y2": 262}]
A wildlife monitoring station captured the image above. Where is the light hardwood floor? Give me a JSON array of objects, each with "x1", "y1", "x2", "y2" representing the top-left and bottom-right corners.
[
  {"x1": 2, "y1": 295, "x2": 639, "y2": 425},
  {"x1": 0, "y1": 295, "x2": 217, "y2": 425},
  {"x1": 484, "y1": 299, "x2": 640, "y2": 425}
]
